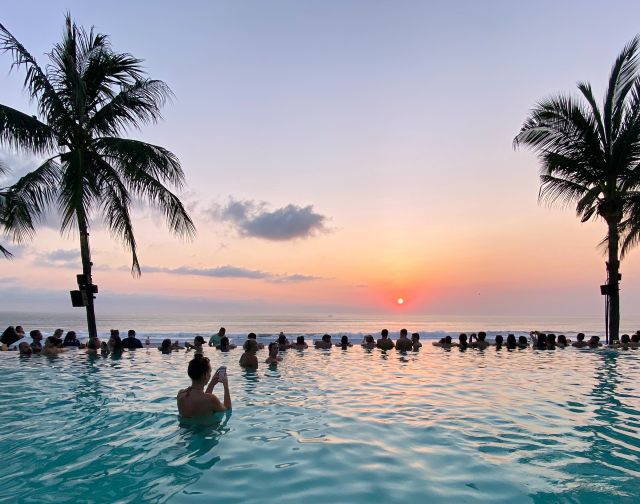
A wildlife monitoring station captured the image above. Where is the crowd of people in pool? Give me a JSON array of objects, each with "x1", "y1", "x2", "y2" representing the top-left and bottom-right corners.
[
  {"x1": 4, "y1": 323, "x2": 640, "y2": 359},
  {"x1": 4, "y1": 323, "x2": 640, "y2": 418}
]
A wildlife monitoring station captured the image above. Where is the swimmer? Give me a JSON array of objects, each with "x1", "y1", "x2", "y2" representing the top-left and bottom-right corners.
[
  {"x1": 361, "y1": 335, "x2": 376, "y2": 349},
  {"x1": 239, "y1": 339, "x2": 259, "y2": 368},
  {"x1": 290, "y1": 336, "x2": 308, "y2": 350},
  {"x1": 42, "y1": 336, "x2": 66, "y2": 356},
  {"x1": 159, "y1": 338, "x2": 173, "y2": 354},
  {"x1": 185, "y1": 335, "x2": 206, "y2": 352},
  {"x1": 506, "y1": 334, "x2": 517, "y2": 349},
  {"x1": 217, "y1": 336, "x2": 237, "y2": 352},
  {"x1": 494, "y1": 335, "x2": 504, "y2": 350},
  {"x1": 314, "y1": 334, "x2": 333, "y2": 349},
  {"x1": 266, "y1": 342, "x2": 282, "y2": 363},
  {"x1": 471, "y1": 332, "x2": 490, "y2": 350},
  {"x1": 411, "y1": 333, "x2": 422, "y2": 350},
  {"x1": 177, "y1": 354, "x2": 231, "y2": 417},
  {"x1": 246, "y1": 332, "x2": 265, "y2": 350},
  {"x1": 572, "y1": 333, "x2": 588, "y2": 348},
  {"x1": 376, "y1": 329, "x2": 394, "y2": 350},
  {"x1": 395, "y1": 329, "x2": 413, "y2": 351}
]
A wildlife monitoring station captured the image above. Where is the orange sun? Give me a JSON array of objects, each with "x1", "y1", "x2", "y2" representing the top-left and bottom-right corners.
[{"x1": 397, "y1": 297, "x2": 404, "y2": 305}]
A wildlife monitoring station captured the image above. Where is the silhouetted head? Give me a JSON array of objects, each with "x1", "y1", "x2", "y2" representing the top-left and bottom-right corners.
[
  {"x1": 268, "y1": 342, "x2": 279, "y2": 356},
  {"x1": 19, "y1": 342, "x2": 32, "y2": 355},
  {"x1": 194, "y1": 336, "x2": 205, "y2": 346},
  {"x1": 478, "y1": 332, "x2": 486, "y2": 341},
  {"x1": 412, "y1": 333, "x2": 420, "y2": 341},
  {"x1": 110, "y1": 329, "x2": 119, "y2": 337},
  {"x1": 381, "y1": 329, "x2": 388, "y2": 338},
  {"x1": 127, "y1": 330, "x2": 135, "y2": 338},
  {"x1": 518, "y1": 336, "x2": 528, "y2": 346},
  {"x1": 53, "y1": 329, "x2": 64, "y2": 338},
  {"x1": 219, "y1": 327, "x2": 226, "y2": 336},
  {"x1": 188, "y1": 354, "x2": 211, "y2": 382},
  {"x1": 589, "y1": 336, "x2": 600, "y2": 346},
  {"x1": 537, "y1": 333, "x2": 548, "y2": 349},
  {"x1": 506, "y1": 334, "x2": 516, "y2": 347},
  {"x1": 631, "y1": 333, "x2": 640, "y2": 343},
  {"x1": 44, "y1": 336, "x2": 58, "y2": 348},
  {"x1": 547, "y1": 334, "x2": 556, "y2": 345},
  {"x1": 110, "y1": 333, "x2": 122, "y2": 352},
  {"x1": 161, "y1": 338, "x2": 172, "y2": 352},
  {"x1": 621, "y1": 334, "x2": 630, "y2": 344},
  {"x1": 248, "y1": 332, "x2": 257, "y2": 339},
  {"x1": 495, "y1": 335, "x2": 503, "y2": 347},
  {"x1": 444, "y1": 336, "x2": 452, "y2": 344},
  {"x1": 243, "y1": 339, "x2": 258, "y2": 353},
  {"x1": 558, "y1": 335, "x2": 567, "y2": 345},
  {"x1": 341, "y1": 335, "x2": 349, "y2": 346},
  {"x1": 64, "y1": 331, "x2": 77, "y2": 344},
  {"x1": 400, "y1": 328, "x2": 408, "y2": 338},
  {"x1": 365, "y1": 335, "x2": 374, "y2": 344},
  {"x1": 220, "y1": 336, "x2": 230, "y2": 351},
  {"x1": 30, "y1": 330, "x2": 43, "y2": 341},
  {"x1": 16, "y1": 326, "x2": 24, "y2": 336},
  {"x1": 296, "y1": 336, "x2": 305, "y2": 345},
  {"x1": 577, "y1": 333, "x2": 585, "y2": 341},
  {"x1": 278, "y1": 334, "x2": 287, "y2": 345}
]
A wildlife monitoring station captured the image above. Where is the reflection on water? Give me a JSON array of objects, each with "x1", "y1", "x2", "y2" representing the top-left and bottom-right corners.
[{"x1": 0, "y1": 346, "x2": 639, "y2": 503}]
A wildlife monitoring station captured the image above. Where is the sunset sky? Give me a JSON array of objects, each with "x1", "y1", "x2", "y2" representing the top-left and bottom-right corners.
[{"x1": 2, "y1": 0, "x2": 640, "y2": 317}]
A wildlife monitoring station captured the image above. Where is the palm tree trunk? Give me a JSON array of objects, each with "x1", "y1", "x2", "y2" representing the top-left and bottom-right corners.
[
  {"x1": 607, "y1": 220, "x2": 621, "y2": 343},
  {"x1": 78, "y1": 215, "x2": 98, "y2": 338}
]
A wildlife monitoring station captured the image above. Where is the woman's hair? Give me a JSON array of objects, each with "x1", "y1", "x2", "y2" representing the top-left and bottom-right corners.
[
  {"x1": 1, "y1": 326, "x2": 17, "y2": 340},
  {"x1": 161, "y1": 338, "x2": 172, "y2": 351},
  {"x1": 296, "y1": 336, "x2": 305, "y2": 344},
  {"x1": 365, "y1": 335, "x2": 374, "y2": 343},
  {"x1": 495, "y1": 335, "x2": 503, "y2": 347},
  {"x1": 64, "y1": 331, "x2": 76, "y2": 344},
  {"x1": 243, "y1": 339, "x2": 258, "y2": 352},
  {"x1": 537, "y1": 333, "x2": 548, "y2": 349},
  {"x1": 340, "y1": 335, "x2": 349, "y2": 345},
  {"x1": 558, "y1": 334, "x2": 567, "y2": 345},
  {"x1": 111, "y1": 334, "x2": 123, "y2": 352},
  {"x1": 188, "y1": 354, "x2": 211, "y2": 380},
  {"x1": 412, "y1": 333, "x2": 420, "y2": 340},
  {"x1": 220, "y1": 336, "x2": 230, "y2": 351},
  {"x1": 459, "y1": 333, "x2": 467, "y2": 348},
  {"x1": 322, "y1": 334, "x2": 331, "y2": 342},
  {"x1": 518, "y1": 335, "x2": 528, "y2": 346},
  {"x1": 278, "y1": 334, "x2": 287, "y2": 345},
  {"x1": 248, "y1": 332, "x2": 257, "y2": 339},
  {"x1": 268, "y1": 342, "x2": 279, "y2": 354},
  {"x1": 194, "y1": 336, "x2": 205, "y2": 345},
  {"x1": 506, "y1": 334, "x2": 517, "y2": 347},
  {"x1": 621, "y1": 334, "x2": 630, "y2": 344},
  {"x1": 444, "y1": 336, "x2": 452, "y2": 344}
]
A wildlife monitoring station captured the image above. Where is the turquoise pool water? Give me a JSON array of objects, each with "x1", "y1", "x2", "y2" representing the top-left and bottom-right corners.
[{"x1": 1, "y1": 345, "x2": 639, "y2": 503}]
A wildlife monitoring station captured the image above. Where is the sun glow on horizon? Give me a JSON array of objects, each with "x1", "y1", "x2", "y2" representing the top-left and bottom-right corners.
[{"x1": 397, "y1": 297, "x2": 404, "y2": 305}]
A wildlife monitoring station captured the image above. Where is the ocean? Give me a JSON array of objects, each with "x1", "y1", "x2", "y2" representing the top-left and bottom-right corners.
[{"x1": 2, "y1": 311, "x2": 638, "y2": 345}]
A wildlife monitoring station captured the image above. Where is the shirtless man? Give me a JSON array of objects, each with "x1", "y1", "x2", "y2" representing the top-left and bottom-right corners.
[
  {"x1": 239, "y1": 339, "x2": 259, "y2": 369},
  {"x1": 395, "y1": 329, "x2": 413, "y2": 351},
  {"x1": 377, "y1": 329, "x2": 394, "y2": 350},
  {"x1": 177, "y1": 354, "x2": 232, "y2": 417},
  {"x1": 572, "y1": 333, "x2": 588, "y2": 348},
  {"x1": 471, "y1": 332, "x2": 490, "y2": 350}
]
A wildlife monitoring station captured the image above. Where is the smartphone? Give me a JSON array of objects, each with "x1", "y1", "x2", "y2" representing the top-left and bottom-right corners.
[{"x1": 216, "y1": 366, "x2": 227, "y2": 381}]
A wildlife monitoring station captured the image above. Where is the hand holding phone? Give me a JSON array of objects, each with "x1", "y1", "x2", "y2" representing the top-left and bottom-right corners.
[{"x1": 216, "y1": 366, "x2": 227, "y2": 384}]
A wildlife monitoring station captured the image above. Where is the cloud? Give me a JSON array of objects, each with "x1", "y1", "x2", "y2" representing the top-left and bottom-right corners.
[
  {"x1": 210, "y1": 198, "x2": 328, "y2": 241},
  {"x1": 33, "y1": 249, "x2": 79, "y2": 269},
  {"x1": 141, "y1": 264, "x2": 322, "y2": 283}
]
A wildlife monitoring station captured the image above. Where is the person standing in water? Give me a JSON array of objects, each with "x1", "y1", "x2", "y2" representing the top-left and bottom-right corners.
[
  {"x1": 177, "y1": 354, "x2": 232, "y2": 417},
  {"x1": 209, "y1": 327, "x2": 226, "y2": 347}
]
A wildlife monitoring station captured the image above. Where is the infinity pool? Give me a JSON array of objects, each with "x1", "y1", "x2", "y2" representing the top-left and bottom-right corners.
[{"x1": 1, "y1": 345, "x2": 639, "y2": 503}]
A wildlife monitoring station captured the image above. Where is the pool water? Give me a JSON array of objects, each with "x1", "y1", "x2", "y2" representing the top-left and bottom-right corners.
[{"x1": 1, "y1": 345, "x2": 639, "y2": 503}]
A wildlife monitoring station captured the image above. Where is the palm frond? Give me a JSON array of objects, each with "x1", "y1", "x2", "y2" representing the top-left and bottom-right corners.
[
  {"x1": 0, "y1": 104, "x2": 55, "y2": 154},
  {"x1": 94, "y1": 159, "x2": 140, "y2": 275},
  {"x1": 0, "y1": 21, "x2": 70, "y2": 127},
  {"x1": 604, "y1": 36, "x2": 640, "y2": 143},
  {"x1": 94, "y1": 137, "x2": 185, "y2": 187},
  {"x1": 89, "y1": 79, "x2": 172, "y2": 136},
  {"x1": 0, "y1": 243, "x2": 12, "y2": 259}
]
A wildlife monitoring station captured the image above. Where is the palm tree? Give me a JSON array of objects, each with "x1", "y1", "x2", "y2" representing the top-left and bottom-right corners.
[
  {"x1": 0, "y1": 161, "x2": 38, "y2": 259},
  {"x1": 0, "y1": 15, "x2": 196, "y2": 337},
  {"x1": 514, "y1": 36, "x2": 640, "y2": 342}
]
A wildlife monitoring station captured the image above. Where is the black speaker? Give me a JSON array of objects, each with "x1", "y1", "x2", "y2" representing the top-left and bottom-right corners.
[{"x1": 70, "y1": 290, "x2": 85, "y2": 307}]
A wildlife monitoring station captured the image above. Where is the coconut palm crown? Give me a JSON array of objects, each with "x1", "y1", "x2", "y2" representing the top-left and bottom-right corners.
[
  {"x1": 514, "y1": 36, "x2": 640, "y2": 342},
  {"x1": 0, "y1": 15, "x2": 196, "y2": 336}
]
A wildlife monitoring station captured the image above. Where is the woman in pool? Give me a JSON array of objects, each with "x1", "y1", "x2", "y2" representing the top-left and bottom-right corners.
[
  {"x1": 177, "y1": 354, "x2": 231, "y2": 417},
  {"x1": 506, "y1": 334, "x2": 517, "y2": 349},
  {"x1": 217, "y1": 336, "x2": 237, "y2": 352},
  {"x1": 361, "y1": 335, "x2": 376, "y2": 349},
  {"x1": 494, "y1": 335, "x2": 504, "y2": 350},
  {"x1": 265, "y1": 342, "x2": 282, "y2": 364},
  {"x1": 239, "y1": 339, "x2": 259, "y2": 368},
  {"x1": 108, "y1": 332, "x2": 123, "y2": 354},
  {"x1": 277, "y1": 333, "x2": 290, "y2": 351},
  {"x1": 518, "y1": 336, "x2": 529, "y2": 348},
  {"x1": 63, "y1": 331, "x2": 81, "y2": 348},
  {"x1": 619, "y1": 334, "x2": 631, "y2": 349},
  {"x1": 557, "y1": 335, "x2": 569, "y2": 348},
  {"x1": 159, "y1": 338, "x2": 173, "y2": 354},
  {"x1": 42, "y1": 336, "x2": 66, "y2": 356},
  {"x1": 457, "y1": 333, "x2": 468, "y2": 350},
  {"x1": 314, "y1": 334, "x2": 333, "y2": 349},
  {"x1": 185, "y1": 336, "x2": 206, "y2": 352},
  {"x1": 290, "y1": 336, "x2": 308, "y2": 349},
  {"x1": 336, "y1": 335, "x2": 352, "y2": 349},
  {"x1": 546, "y1": 334, "x2": 557, "y2": 349}
]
